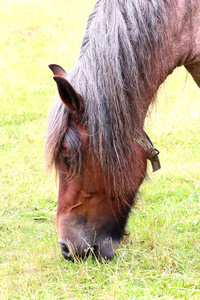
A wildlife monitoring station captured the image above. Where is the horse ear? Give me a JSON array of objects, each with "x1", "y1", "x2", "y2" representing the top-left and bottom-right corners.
[
  {"x1": 49, "y1": 64, "x2": 67, "y2": 78},
  {"x1": 53, "y1": 76, "x2": 81, "y2": 113}
]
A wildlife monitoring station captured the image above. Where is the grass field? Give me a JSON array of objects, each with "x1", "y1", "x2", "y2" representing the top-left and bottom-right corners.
[{"x1": 0, "y1": 0, "x2": 200, "y2": 299}]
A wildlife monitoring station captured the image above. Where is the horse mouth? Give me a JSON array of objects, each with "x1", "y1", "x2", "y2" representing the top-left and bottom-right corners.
[{"x1": 59, "y1": 236, "x2": 120, "y2": 262}]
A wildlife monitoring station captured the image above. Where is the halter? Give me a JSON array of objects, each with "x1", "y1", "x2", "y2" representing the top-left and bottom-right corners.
[
  {"x1": 135, "y1": 132, "x2": 161, "y2": 172},
  {"x1": 70, "y1": 113, "x2": 161, "y2": 172}
]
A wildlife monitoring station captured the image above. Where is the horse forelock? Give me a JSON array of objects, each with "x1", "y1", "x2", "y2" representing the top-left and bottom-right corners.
[
  {"x1": 46, "y1": 0, "x2": 192, "y2": 199},
  {"x1": 45, "y1": 98, "x2": 83, "y2": 178}
]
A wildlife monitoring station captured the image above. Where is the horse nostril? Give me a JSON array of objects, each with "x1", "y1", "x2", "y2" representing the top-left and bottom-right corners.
[{"x1": 59, "y1": 242, "x2": 72, "y2": 260}]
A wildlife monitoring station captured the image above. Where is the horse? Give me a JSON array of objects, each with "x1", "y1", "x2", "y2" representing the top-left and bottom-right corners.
[{"x1": 45, "y1": 0, "x2": 200, "y2": 261}]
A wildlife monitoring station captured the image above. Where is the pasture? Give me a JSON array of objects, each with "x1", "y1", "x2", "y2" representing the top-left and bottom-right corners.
[{"x1": 0, "y1": 0, "x2": 199, "y2": 299}]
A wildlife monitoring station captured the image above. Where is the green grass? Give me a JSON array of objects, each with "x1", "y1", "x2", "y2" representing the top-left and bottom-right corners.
[{"x1": 0, "y1": 0, "x2": 199, "y2": 299}]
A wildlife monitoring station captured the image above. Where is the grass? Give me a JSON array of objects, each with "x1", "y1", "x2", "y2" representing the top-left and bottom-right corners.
[{"x1": 0, "y1": 0, "x2": 199, "y2": 299}]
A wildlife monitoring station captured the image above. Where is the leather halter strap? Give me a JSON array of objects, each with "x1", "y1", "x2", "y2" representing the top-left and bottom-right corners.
[
  {"x1": 135, "y1": 131, "x2": 161, "y2": 172},
  {"x1": 70, "y1": 113, "x2": 161, "y2": 172}
]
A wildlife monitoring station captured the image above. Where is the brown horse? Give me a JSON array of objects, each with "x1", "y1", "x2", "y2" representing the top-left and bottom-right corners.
[{"x1": 46, "y1": 0, "x2": 200, "y2": 261}]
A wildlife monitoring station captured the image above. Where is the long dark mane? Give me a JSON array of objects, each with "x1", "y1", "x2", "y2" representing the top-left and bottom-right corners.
[{"x1": 46, "y1": 0, "x2": 191, "y2": 198}]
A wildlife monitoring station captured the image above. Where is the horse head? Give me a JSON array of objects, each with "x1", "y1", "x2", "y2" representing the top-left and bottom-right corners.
[{"x1": 48, "y1": 64, "x2": 147, "y2": 261}]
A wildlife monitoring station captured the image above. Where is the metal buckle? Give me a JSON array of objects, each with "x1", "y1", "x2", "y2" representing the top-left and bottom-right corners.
[{"x1": 146, "y1": 147, "x2": 159, "y2": 160}]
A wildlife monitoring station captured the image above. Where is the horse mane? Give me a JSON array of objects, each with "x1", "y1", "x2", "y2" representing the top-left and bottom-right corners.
[{"x1": 46, "y1": 0, "x2": 191, "y2": 199}]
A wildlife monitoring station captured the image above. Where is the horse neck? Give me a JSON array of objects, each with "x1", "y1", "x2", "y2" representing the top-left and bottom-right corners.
[
  {"x1": 69, "y1": 0, "x2": 194, "y2": 125},
  {"x1": 143, "y1": 8, "x2": 194, "y2": 115}
]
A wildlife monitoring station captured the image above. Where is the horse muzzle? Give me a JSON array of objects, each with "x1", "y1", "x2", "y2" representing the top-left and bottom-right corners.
[{"x1": 59, "y1": 236, "x2": 120, "y2": 262}]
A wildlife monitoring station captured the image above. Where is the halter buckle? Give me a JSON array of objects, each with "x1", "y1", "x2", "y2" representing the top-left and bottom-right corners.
[{"x1": 146, "y1": 147, "x2": 161, "y2": 172}]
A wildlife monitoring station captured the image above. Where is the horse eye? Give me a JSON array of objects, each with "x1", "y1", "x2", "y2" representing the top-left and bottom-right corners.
[{"x1": 62, "y1": 156, "x2": 71, "y2": 168}]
